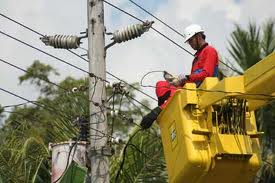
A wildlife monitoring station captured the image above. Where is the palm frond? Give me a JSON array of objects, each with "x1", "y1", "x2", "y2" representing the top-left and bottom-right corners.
[
  {"x1": 261, "y1": 19, "x2": 275, "y2": 56},
  {"x1": 111, "y1": 127, "x2": 167, "y2": 182},
  {"x1": 228, "y1": 23, "x2": 261, "y2": 70}
]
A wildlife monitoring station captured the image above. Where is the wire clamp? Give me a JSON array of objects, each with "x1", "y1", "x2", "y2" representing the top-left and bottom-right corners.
[{"x1": 112, "y1": 82, "x2": 126, "y2": 94}]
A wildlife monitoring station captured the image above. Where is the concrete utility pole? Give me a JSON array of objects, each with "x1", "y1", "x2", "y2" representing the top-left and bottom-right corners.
[{"x1": 87, "y1": 0, "x2": 109, "y2": 182}]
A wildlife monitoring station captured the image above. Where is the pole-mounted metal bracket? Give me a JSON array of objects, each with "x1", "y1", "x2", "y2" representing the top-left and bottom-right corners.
[{"x1": 89, "y1": 146, "x2": 113, "y2": 157}]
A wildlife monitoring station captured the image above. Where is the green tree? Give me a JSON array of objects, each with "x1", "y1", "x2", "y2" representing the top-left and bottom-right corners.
[
  {"x1": 110, "y1": 127, "x2": 167, "y2": 183},
  {"x1": 227, "y1": 19, "x2": 275, "y2": 182},
  {"x1": 0, "y1": 60, "x2": 162, "y2": 182}
]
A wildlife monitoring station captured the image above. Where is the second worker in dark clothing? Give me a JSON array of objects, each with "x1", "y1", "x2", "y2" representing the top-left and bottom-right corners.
[{"x1": 140, "y1": 24, "x2": 219, "y2": 129}]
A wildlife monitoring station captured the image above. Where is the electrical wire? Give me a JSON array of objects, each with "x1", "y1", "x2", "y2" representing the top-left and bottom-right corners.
[
  {"x1": 103, "y1": 0, "x2": 244, "y2": 75},
  {"x1": 0, "y1": 13, "x2": 45, "y2": 37},
  {"x1": 1, "y1": 13, "x2": 161, "y2": 176},
  {"x1": 0, "y1": 41, "x2": 275, "y2": 134},
  {"x1": 69, "y1": 51, "x2": 157, "y2": 102},
  {"x1": 2, "y1": 101, "x2": 32, "y2": 108},
  {"x1": 125, "y1": 92, "x2": 152, "y2": 111},
  {"x1": 90, "y1": 78, "x2": 99, "y2": 101},
  {"x1": 0, "y1": 23, "x2": 112, "y2": 142},
  {"x1": 110, "y1": 93, "x2": 115, "y2": 141},
  {"x1": 103, "y1": 0, "x2": 194, "y2": 53},
  {"x1": 0, "y1": 87, "x2": 63, "y2": 116},
  {"x1": 139, "y1": 70, "x2": 275, "y2": 99},
  {"x1": 140, "y1": 70, "x2": 164, "y2": 87},
  {"x1": 0, "y1": 57, "x2": 102, "y2": 119},
  {"x1": 53, "y1": 138, "x2": 79, "y2": 183},
  {"x1": 125, "y1": 95, "x2": 144, "y2": 117},
  {"x1": 0, "y1": 63, "x2": 135, "y2": 137},
  {"x1": 0, "y1": 13, "x2": 157, "y2": 102},
  {"x1": 0, "y1": 87, "x2": 116, "y2": 140},
  {"x1": 128, "y1": 143, "x2": 149, "y2": 158},
  {"x1": 0, "y1": 30, "x2": 108, "y2": 83},
  {"x1": 118, "y1": 93, "x2": 125, "y2": 113},
  {"x1": 70, "y1": 52, "x2": 157, "y2": 102},
  {"x1": 107, "y1": 72, "x2": 157, "y2": 102},
  {"x1": 0, "y1": 87, "x2": 78, "y2": 135},
  {"x1": 0, "y1": 58, "x2": 71, "y2": 91},
  {"x1": 115, "y1": 128, "x2": 142, "y2": 182},
  {"x1": 2, "y1": 109, "x2": 75, "y2": 137},
  {"x1": 129, "y1": 0, "x2": 244, "y2": 75},
  {"x1": 128, "y1": 0, "x2": 184, "y2": 38},
  {"x1": 0, "y1": 32, "x2": 109, "y2": 126}
]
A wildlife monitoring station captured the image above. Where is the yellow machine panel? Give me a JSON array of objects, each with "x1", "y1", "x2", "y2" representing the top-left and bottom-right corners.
[
  {"x1": 158, "y1": 88, "x2": 261, "y2": 183},
  {"x1": 157, "y1": 53, "x2": 275, "y2": 183}
]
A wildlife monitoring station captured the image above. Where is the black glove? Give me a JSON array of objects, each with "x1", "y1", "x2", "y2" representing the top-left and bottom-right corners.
[{"x1": 140, "y1": 107, "x2": 162, "y2": 129}]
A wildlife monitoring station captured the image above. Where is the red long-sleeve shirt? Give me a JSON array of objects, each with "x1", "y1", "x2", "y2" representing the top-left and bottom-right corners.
[
  {"x1": 155, "y1": 43, "x2": 219, "y2": 109},
  {"x1": 188, "y1": 43, "x2": 219, "y2": 86}
]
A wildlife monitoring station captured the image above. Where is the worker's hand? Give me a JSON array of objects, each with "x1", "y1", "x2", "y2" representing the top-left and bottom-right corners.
[
  {"x1": 178, "y1": 74, "x2": 189, "y2": 82},
  {"x1": 163, "y1": 71, "x2": 188, "y2": 86},
  {"x1": 169, "y1": 78, "x2": 181, "y2": 86},
  {"x1": 169, "y1": 74, "x2": 187, "y2": 86}
]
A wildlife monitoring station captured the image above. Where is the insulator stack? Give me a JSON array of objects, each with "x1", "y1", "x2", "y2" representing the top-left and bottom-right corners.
[
  {"x1": 112, "y1": 21, "x2": 154, "y2": 43},
  {"x1": 40, "y1": 35, "x2": 80, "y2": 49}
]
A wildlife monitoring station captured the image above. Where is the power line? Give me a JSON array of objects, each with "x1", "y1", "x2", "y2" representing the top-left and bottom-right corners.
[
  {"x1": 0, "y1": 57, "x2": 92, "y2": 106},
  {"x1": 66, "y1": 50, "x2": 157, "y2": 102},
  {"x1": 2, "y1": 53, "x2": 272, "y2": 114},
  {"x1": 1, "y1": 11, "x2": 160, "y2": 179},
  {"x1": 0, "y1": 87, "x2": 68, "y2": 118},
  {"x1": 2, "y1": 109, "x2": 77, "y2": 137},
  {"x1": 127, "y1": 0, "x2": 244, "y2": 75},
  {"x1": 53, "y1": 138, "x2": 79, "y2": 183},
  {"x1": 103, "y1": 0, "x2": 192, "y2": 56},
  {"x1": 0, "y1": 57, "x2": 109, "y2": 125},
  {"x1": 2, "y1": 101, "x2": 32, "y2": 108},
  {"x1": 0, "y1": 13, "x2": 157, "y2": 148},
  {"x1": 0, "y1": 57, "x2": 149, "y2": 137},
  {"x1": 0, "y1": 30, "x2": 109, "y2": 83},
  {"x1": 0, "y1": 13, "x2": 157, "y2": 102},
  {"x1": 107, "y1": 72, "x2": 157, "y2": 102},
  {"x1": 114, "y1": 127, "x2": 160, "y2": 182},
  {"x1": 0, "y1": 87, "x2": 118, "y2": 140},
  {"x1": 125, "y1": 93, "x2": 151, "y2": 111},
  {"x1": 0, "y1": 79, "x2": 164, "y2": 182},
  {"x1": 128, "y1": 0, "x2": 184, "y2": 38},
  {"x1": 67, "y1": 51, "x2": 158, "y2": 102},
  {"x1": 0, "y1": 58, "x2": 70, "y2": 91},
  {"x1": 115, "y1": 128, "x2": 142, "y2": 182},
  {"x1": 104, "y1": 0, "x2": 244, "y2": 75},
  {"x1": 0, "y1": 57, "x2": 150, "y2": 132},
  {"x1": 0, "y1": 13, "x2": 45, "y2": 37},
  {"x1": 142, "y1": 84, "x2": 275, "y2": 99}
]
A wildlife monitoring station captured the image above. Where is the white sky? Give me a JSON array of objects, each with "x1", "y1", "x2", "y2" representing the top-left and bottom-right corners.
[{"x1": 0, "y1": 0, "x2": 275, "y2": 109}]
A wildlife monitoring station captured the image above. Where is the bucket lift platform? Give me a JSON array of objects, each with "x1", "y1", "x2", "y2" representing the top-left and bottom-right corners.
[{"x1": 157, "y1": 53, "x2": 275, "y2": 183}]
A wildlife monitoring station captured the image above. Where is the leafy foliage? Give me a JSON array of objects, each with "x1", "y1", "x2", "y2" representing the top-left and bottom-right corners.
[
  {"x1": 19, "y1": 60, "x2": 59, "y2": 95},
  {"x1": 227, "y1": 19, "x2": 275, "y2": 182},
  {"x1": 0, "y1": 60, "x2": 167, "y2": 182},
  {"x1": 110, "y1": 127, "x2": 167, "y2": 183},
  {"x1": 228, "y1": 22, "x2": 261, "y2": 70},
  {"x1": 0, "y1": 122, "x2": 50, "y2": 182}
]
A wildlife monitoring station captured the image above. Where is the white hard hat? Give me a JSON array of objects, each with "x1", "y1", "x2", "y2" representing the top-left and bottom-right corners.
[{"x1": 183, "y1": 24, "x2": 204, "y2": 42}]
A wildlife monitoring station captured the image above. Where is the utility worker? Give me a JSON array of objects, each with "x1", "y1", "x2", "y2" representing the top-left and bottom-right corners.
[{"x1": 140, "y1": 24, "x2": 219, "y2": 129}]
